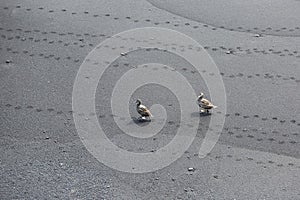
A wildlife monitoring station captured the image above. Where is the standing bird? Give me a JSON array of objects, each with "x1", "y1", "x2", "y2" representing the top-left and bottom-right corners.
[
  {"x1": 197, "y1": 92, "x2": 217, "y2": 113},
  {"x1": 136, "y1": 99, "x2": 152, "y2": 120}
]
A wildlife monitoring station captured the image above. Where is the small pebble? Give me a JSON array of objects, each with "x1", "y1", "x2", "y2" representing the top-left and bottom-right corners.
[
  {"x1": 5, "y1": 60, "x2": 11, "y2": 64},
  {"x1": 188, "y1": 167, "x2": 195, "y2": 172},
  {"x1": 254, "y1": 33, "x2": 262, "y2": 37}
]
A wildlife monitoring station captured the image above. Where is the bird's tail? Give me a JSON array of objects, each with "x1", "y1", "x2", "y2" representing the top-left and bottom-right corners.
[{"x1": 147, "y1": 110, "x2": 153, "y2": 117}]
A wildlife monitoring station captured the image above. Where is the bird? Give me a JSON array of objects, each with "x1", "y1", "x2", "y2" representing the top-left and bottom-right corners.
[
  {"x1": 136, "y1": 99, "x2": 152, "y2": 120},
  {"x1": 197, "y1": 92, "x2": 217, "y2": 113}
]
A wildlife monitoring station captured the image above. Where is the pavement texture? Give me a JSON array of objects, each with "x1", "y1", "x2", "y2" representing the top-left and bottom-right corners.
[{"x1": 0, "y1": 0, "x2": 299, "y2": 199}]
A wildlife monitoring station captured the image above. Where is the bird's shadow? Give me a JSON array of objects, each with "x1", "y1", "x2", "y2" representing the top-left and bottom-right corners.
[
  {"x1": 130, "y1": 117, "x2": 152, "y2": 127},
  {"x1": 191, "y1": 112, "x2": 211, "y2": 118}
]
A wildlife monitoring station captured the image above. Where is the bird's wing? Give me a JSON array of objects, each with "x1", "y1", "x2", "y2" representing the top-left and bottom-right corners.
[
  {"x1": 201, "y1": 99, "x2": 211, "y2": 106},
  {"x1": 201, "y1": 99, "x2": 216, "y2": 108},
  {"x1": 138, "y1": 105, "x2": 152, "y2": 116}
]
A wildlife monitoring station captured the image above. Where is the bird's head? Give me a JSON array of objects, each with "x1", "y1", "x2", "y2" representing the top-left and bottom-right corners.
[
  {"x1": 136, "y1": 99, "x2": 141, "y2": 105},
  {"x1": 198, "y1": 92, "x2": 204, "y2": 99}
]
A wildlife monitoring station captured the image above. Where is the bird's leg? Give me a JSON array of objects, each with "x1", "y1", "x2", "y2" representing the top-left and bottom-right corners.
[
  {"x1": 206, "y1": 109, "x2": 209, "y2": 113},
  {"x1": 138, "y1": 116, "x2": 143, "y2": 121}
]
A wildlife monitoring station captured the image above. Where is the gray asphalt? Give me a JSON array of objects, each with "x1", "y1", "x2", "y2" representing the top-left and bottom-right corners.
[{"x1": 0, "y1": 0, "x2": 299, "y2": 199}]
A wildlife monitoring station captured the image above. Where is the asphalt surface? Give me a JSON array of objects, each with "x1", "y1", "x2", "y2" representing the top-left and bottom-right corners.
[{"x1": 0, "y1": 0, "x2": 300, "y2": 199}]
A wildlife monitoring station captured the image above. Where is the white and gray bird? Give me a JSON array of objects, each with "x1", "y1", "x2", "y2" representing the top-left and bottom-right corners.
[
  {"x1": 136, "y1": 99, "x2": 152, "y2": 120},
  {"x1": 197, "y1": 92, "x2": 217, "y2": 113}
]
